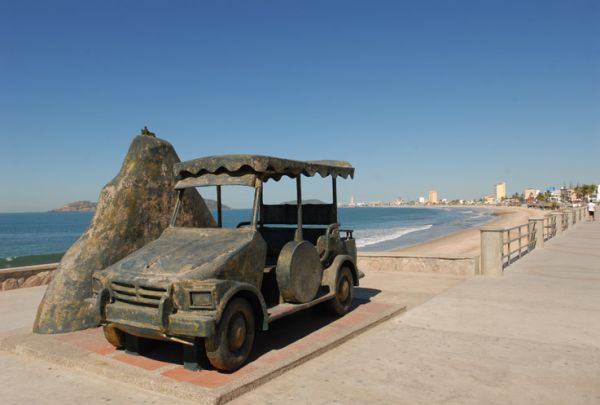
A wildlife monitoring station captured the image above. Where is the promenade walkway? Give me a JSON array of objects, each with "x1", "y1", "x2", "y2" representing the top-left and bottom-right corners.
[
  {"x1": 0, "y1": 218, "x2": 598, "y2": 404},
  {"x1": 232, "y1": 218, "x2": 600, "y2": 404}
]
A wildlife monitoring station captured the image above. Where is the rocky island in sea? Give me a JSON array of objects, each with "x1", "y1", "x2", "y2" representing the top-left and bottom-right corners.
[{"x1": 49, "y1": 201, "x2": 97, "y2": 212}]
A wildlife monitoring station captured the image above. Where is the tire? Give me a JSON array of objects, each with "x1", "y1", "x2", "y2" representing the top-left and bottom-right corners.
[
  {"x1": 103, "y1": 324, "x2": 126, "y2": 349},
  {"x1": 327, "y1": 266, "x2": 354, "y2": 316},
  {"x1": 205, "y1": 297, "x2": 255, "y2": 371}
]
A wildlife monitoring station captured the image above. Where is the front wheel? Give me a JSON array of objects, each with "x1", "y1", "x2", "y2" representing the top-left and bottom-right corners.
[
  {"x1": 326, "y1": 266, "x2": 354, "y2": 316},
  {"x1": 205, "y1": 297, "x2": 255, "y2": 371}
]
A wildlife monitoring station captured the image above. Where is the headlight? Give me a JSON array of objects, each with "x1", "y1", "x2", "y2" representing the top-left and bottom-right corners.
[
  {"x1": 189, "y1": 291, "x2": 213, "y2": 309},
  {"x1": 92, "y1": 278, "x2": 102, "y2": 295}
]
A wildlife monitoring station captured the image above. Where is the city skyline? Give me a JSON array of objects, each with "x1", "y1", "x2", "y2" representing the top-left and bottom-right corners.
[
  {"x1": 343, "y1": 180, "x2": 599, "y2": 207},
  {"x1": 1, "y1": 1, "x2": 599, "y2": 212}
]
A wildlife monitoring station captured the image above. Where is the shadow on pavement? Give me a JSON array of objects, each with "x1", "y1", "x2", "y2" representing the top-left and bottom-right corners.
[{"x1": 129, "y1": 287, "x2": 381, "y2": 370}]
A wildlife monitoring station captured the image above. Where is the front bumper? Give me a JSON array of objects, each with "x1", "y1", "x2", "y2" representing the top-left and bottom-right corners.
[{"x1": 89, "y1": 290, "x2": 216, "y2": 340}]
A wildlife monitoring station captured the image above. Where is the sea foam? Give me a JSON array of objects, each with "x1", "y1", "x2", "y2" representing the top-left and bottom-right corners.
[{"x1": 354, "y1": 224, "x2": 433, "y2": 248}]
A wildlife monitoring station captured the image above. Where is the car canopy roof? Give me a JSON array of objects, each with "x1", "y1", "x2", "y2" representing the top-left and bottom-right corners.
[{"x1": 174, "y1": 155, "x2": 354, "y2": 186}]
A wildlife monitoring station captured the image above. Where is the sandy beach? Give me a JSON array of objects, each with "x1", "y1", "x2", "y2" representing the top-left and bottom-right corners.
[{"x1": 394, "y1": 206, "x2": 547, "y2": 256}]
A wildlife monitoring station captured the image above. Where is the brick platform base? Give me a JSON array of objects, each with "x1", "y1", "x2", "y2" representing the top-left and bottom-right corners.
[{"x1": 2, "y1": 289, "x2": 405, "y2": 404}]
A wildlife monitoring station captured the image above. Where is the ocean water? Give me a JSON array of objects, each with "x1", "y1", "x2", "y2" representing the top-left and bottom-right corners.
[
  {"x1": 341, "y1": 207, "x2": 493, "y2": 251},
  {"x1": 0, "y1": 208, "x2": 493, "y2": 265},
  {"x1": 217, "y1": 207, "x2": 493, "y2": 251}
]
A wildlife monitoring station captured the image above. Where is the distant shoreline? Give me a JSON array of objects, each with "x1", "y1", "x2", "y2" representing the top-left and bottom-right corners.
[
  {"x1": 340, "y1": 204, "x2": 511, "y2": 210},
  {"x1": 391, "y1": 206, "x2": 546, "y2": 256}
]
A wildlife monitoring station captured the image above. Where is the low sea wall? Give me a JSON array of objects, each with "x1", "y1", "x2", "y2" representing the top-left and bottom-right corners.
[
  {"x1": 0, "y1": 263, "x2": 58, "y2": 291},
  {"x1": 1, "y1": 252, "x2": 480, "y2": 292},
  {"x1": 358, "y1": 252, "x2": 480, "y2": 276}
]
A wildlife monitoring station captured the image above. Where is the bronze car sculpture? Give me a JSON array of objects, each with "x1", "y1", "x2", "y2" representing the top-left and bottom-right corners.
[{"x1": 90, "y1": 155, "x2": 362, "y2": 371}]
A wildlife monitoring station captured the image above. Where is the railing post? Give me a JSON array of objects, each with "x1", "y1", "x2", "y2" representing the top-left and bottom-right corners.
[
  {"x1": 480, "y1": 227, "x2": 504, "y2": 276},
  {"x1": 554, "y1": 212, "x2": 564, "y2": 236},
  {"x1": 566, "y1": 210, "x2": 574, "y2": 227},
  {"x1": 528, "y1": 217, "x2": 545, "y2": 250},
  {"x1": 518, "y1": 226, "x2": 522, "y2": 258}
]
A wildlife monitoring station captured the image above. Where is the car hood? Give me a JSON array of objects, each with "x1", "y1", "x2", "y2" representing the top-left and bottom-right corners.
[{"x1": 99, "y1": 227, "x2": 264, "y2": 286}]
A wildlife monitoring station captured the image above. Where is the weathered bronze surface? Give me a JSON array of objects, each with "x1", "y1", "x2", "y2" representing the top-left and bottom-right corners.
[
  {"x1": 33, "y1": 132, "x2": 215, "y2": 334},
  {"x1": 276, "y1": 241, "x2": 322, "y2": 303},
  {"x1": 175, "y1": 155, "x2": 354, "y2": 182},
  {"x1": 91, "y1": 153, "x2": 361, "y2": 372}
]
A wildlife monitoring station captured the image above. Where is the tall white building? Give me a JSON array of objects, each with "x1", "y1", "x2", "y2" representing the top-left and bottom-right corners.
[
  {"x1": 428, "y1": 191, "x2": 438, "y2": 204},
  {"x1": 496, "y1": 182, "x2": 506, "y2": 201}
]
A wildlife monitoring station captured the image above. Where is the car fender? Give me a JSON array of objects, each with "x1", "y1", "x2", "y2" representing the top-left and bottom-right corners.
[
  {"x1": 322, "y1": 254, "x2": 359, "y2": 290},
  {"x1": 215, "y1": 281, "x2": 269, "y2": 331}
]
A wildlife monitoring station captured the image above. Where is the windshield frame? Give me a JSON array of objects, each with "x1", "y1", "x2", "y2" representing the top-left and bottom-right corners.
[
  {"x1": 170, "y1": 181, "x2": 263, "y2": 229},
  {"x1": 169, "y1": 174, "x2": 341, "y2": 237}
]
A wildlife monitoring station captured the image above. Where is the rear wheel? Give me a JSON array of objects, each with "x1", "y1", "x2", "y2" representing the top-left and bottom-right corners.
[
  {"x1": 205, "y1": 297, "x2": 255, "y2": 371},
  {"x1": 326, "y1": 266, "x2": 354, "y2": 316},
  {"x1": 103, "y1": 324, "x2": 126, "y2": 349}
]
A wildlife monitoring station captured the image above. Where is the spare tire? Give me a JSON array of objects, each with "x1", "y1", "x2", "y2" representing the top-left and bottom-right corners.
[{"x1": 276, "y1": 240, "x2": 322, "y2": 303}]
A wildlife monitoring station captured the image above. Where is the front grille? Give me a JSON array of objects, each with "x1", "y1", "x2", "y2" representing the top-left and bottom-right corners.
[{"x1": 111, "y1": 281, "x2": 167, "y2": 308}]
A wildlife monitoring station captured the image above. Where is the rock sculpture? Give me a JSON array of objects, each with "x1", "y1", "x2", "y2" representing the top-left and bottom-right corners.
[{"x1": 33, "y1": 130, "x2": 215, "y2": 333}]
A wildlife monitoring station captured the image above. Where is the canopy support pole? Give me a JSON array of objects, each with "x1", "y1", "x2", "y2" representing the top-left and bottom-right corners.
[
  {"x1": 169, "y1": 189, "x2": 184, "y2": 227},
  {"x1": 252, "y1": 180, "x2": 262, "y2": 229},
  {"x1": 295, "y1": 176, "x2": 303, "y2": 241},
  {"x1": 216, "y1": 185, "x2": 222, "y2": 228},
  {"x1": 332, "y1": 176, "x2": 338, "y2": 223}
]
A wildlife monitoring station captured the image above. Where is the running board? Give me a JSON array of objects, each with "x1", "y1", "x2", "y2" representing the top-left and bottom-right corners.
[{"x1": 267, "y1": 292, "x2": 335, "y2": 322}]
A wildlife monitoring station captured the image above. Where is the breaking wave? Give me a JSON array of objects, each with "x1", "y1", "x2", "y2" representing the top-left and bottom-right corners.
[{"x1": 354, "y1": 225, "x2": 433, "y2": 248}]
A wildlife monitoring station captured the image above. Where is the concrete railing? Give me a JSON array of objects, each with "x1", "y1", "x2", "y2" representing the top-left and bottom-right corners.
[
  {"x1": 480, "y1": 207, "x2": 586, "y2": 276},
  {"x1": 0, "y1": 263, "x2": 58, "y2": 291}
]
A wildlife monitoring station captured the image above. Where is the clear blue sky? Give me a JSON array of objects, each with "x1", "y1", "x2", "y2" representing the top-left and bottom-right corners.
[{"x1": 1, "y1": 0, "x2": 598, "y2": 211}]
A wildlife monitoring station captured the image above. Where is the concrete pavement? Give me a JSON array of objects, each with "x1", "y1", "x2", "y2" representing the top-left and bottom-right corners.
[
  {"x1": 0, "y1": 286, "x2": 193, "y2": 405},
  {"x1": 0, "y1": 285, "x2": 46, "y2": 333},
  {"x1": 231, "y1": 218, "x2": 600, "y2": 404}
]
